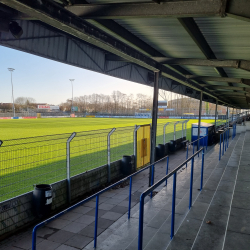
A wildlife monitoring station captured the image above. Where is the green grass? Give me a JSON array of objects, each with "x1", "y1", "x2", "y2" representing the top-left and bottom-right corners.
[{"x1": 0, "y1": 117, "x2": 216, "y2": 202}]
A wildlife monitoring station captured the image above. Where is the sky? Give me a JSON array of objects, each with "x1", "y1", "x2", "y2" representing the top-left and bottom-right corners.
[{"x1": 0, "y1": 46, "x2": 153, "y2": 105}]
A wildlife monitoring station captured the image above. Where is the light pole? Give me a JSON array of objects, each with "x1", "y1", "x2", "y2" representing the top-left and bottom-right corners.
[
  {"x1": 69, "y1": 79, "x2": 74, "y2": 112},
  {"x1": 8, "y1": 68, "x2": 15, "y2": 117}
]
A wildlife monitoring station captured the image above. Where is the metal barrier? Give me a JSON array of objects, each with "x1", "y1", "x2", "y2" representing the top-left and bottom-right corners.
[
  {"x1": 138, "y1": 147, "x2": 204, "y2": 250},
  {"x1": 219, "y1": 128, "x2": 230, "y2": 161},
  {"x1": 186, "y1": 135, "x2": 208, "y2": 165},
  {"x1": 31, "y1": 155, "x2": 170, "y2": 250}
]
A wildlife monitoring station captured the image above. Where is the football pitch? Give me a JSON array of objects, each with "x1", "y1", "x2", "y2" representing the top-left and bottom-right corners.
[{"x1": 0, "y1": 117, "x2": 215, "y2": 202}]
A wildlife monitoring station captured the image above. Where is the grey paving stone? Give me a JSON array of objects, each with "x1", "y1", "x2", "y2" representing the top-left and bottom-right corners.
[
  {"x1": 98, "y1": 203, "x2": 115, "y2": 210},
  {"x1": 217, "y1": 180, "x2": 235, "y2": 193},
  {"x1": 105, "y1": 198, "x2": 123, "y2": 205},
  {"x1": 86, "y1": 208, "x2": 107, "y2": 218},
  {"x1": 147, "y1": 209, "x2": 171, "y2": 229},
  {"x1": 232, "y1": 191, "x2": 250, "y2": 209},
  {"x1": 37, "y1": 226, "x2": 57, "y2": 238},
  {"x1": 64, "y1": 234, "x2": 93, "y2": 249},
  {"x1": 192, "y1": 222, "x2": 226, "y2": 250},
  {"x1": 118, "y1": 200, "x2": 136, "y2": 208},
  {"x1": 12, "y1": 234, "x2": 43, "y2": 249},
  {"x1": 62, "y1": 221, "x2": 88, "y2": 233},
  {"x1": 0, "y1": 246, "x2": 23, "y2": 250},
  {"x1": 60, "y1": 211, "x2": 82, "y2": 222},
  {"x1": 204, "y1": 204, "x2": 229, "y2": 229},
  {"x1": 47, "y1": 219, "x2": 71, "y2": 230},
  {"x1": 55, "y1": 244, "x2": 79, "y2": 250},
  {"x1": 211, "y1": 190, "x2": 233, "y2": 207},
  {"x1": 235, "y1": 181, "x2": 250, "y2": 194},
  {"x1": 186, "y1": 201, "x2": 209, "y2": 221},
  {"x1": 227, "y1": 207, "x2": 250, "y2": 234},
  {"x1": 89, "y1": 218, "x2": 114, "y2": 229},
  {"x1": 167, "y1": 218, "x2": 202, "y2": 249},
  {"x1": 47, "y1": 230, "x2": 74, "y2": 244},
  {"x1": 77, "y1": 214, "x2": 96, "y2": 225},
  {"x1": 73, "y1": 206, "x2": 92, "y2": 214},
  {"x1": 110, "y1": 205, "x2": 129, "y2": 214},
  {"x1": 36, "y1": 239, "x2": 61, "y2": 250},
  {"x1": 224, "y1": 230, "x2": 250, "y2": 250},
  {"x1": 101, "y1": 211, "x2": 123, "y2": 221},
  {"x1": 83, "y1": 201, "x2": 96, "y2": 208},
  {"x1": 78, "y1": 225, "x2": 105, "y2": 238},
  {"x1": 125, "y1": 225, "x2": 158, "y2": 250}
]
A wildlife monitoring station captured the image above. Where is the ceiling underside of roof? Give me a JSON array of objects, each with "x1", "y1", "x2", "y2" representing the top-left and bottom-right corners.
[{"x1": 1, "y1": 0, "x2": 250, "y2": 109}]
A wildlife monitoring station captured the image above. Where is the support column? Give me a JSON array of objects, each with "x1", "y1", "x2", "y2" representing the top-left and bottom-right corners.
[
  {"x1": 149, "y1": 71, "x2": 160, "y2": 186},
  {"x1": 215, "y1": 99, "x2": 218, "y2": 129},
  {"x1": 197, "y1": 91, "x2": 203, "y2": 150},
  {"x1": 227, "y1": 106, "x2": 229, "y2": 128}
]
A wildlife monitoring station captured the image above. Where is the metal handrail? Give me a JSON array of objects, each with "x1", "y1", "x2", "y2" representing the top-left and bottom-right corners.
[
  {"x1": 32, "y1": 154, "x2": 170, "y2": 250},
  {"x1": 138, "y1": 147, "x2": 205, "y2": 250},
  {"x1": 219, "y1": 127, "x2": 230, "y2": 161}
]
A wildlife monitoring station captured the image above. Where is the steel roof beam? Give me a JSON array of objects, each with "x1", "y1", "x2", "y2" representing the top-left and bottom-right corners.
[
  {"x1": 185, "y1": 75, "x2": 250, "y2": 85},
  {"x1": 206, "y1": 86, "x2": 248, "y2": 91},
  {"x1": 178, "y1": 18, "x2": 230, "y2": 80},
  {"x1": 66, "y1": 0, "x2": 250, "y2": 23},
  {"x1": 65, "y1": 1, "x2": 225, "y2": 19},
  {"x1": 107, "y1": 55, "x2": 250, "y2": 72},
  {"x1": 153, "y1": 58, "x2": 250, "y2": 72},
  {"x1": 0, "y1": 0, "x2": 224, "y2": 103}
]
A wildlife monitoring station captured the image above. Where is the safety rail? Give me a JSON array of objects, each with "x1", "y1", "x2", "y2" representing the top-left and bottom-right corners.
[
  {"x1": 138, "y1": 147, "x2": 204, "y2": 250},
  {"x1": 32, "y1": 155, "x2": 170, "y2": 250},
  {"x1": 186, "y1": 135, "x2": 208, "y2": 162},
  {"x1": 219, "y1": 128, "x2": 230, "y2": 161}
]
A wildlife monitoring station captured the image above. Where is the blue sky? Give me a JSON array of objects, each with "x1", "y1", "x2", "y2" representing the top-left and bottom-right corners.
[{"x1": 0, "y1": 46, "x2": 153, "y2": 105}]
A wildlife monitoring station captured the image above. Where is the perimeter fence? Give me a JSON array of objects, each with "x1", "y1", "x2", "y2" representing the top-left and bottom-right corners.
[{"x1": 0, "y1": 120, "x2": 192, "y2": 203}]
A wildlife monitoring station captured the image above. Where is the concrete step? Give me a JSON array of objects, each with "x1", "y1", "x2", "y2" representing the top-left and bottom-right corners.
[
  {"x1": 163, "y1": 132, "x2": 245, "y2": 250},
  {"x1": 84, "y1": 137, "x2": 233, "y2": 250}
]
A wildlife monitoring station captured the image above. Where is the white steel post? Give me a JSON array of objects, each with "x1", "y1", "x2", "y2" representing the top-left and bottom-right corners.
[
  {"x1": 163, "y1": 122, "x2": 170, "y2": 144},
  {"x1": 67, "y1": 132, "x2": 76, "y2": 204},
  {"x1": 174, "y1": 121, "x2": 180, "y2": 141},
  {"x1": 107, "y1": 128, "x2": 116, "y2": 183}
]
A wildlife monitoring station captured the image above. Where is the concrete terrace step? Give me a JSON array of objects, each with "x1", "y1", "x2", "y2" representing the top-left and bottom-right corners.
[
  {"x1": 165, "y1": 132, "x2": 244, "y2": 250},
  {"x1": 83, "y1": 139, "x2": 228, "y2": 250}
]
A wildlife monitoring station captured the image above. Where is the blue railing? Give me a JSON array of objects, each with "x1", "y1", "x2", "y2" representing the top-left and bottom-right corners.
[
  {"x1": 32, "y1": 155, "x2": 170, "y2": 250},
  {"x1": 186, "y1": 135, "x2": 208, "y2": 165},
  {"x1": 138, "y1": 147, "x2": 204, "y2": 250},
  {"x1": 219, "y1": 128, "x2": 230, "y2": 161},
  {"x1": 232, "y1": 122, "x2": 237, "y2": 140}
]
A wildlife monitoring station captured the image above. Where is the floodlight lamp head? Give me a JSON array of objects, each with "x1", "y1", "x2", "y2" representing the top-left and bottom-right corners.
[
  {"x1": 9, "y1": 21, "x2": 23, "y2": 39},
  {"x1": 8, "y1": 68, "x2": 15, "y2": 72},
  {"x1": 69, "y1": 79, "x2": 74, "y2": 82}
]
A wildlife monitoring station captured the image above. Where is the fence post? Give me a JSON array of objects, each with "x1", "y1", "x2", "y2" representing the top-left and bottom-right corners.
[
  {"x1": 200, "y1": 148, "x2": 205, "y2": 191},
  {"x1": 189, "y1": 157, "x2": 194, "y2": 209},
  {"x1": 107, "y1": 128, "x2": 116, "y2": 183},
  {"x1": 134, "y1": 125, "x2": 140, "y2": 170},
  {"x1": 185, "y1": 120, "x2": 189, "y2": 137},
  {"x1": 174, "y1": 121, "x2": 180, "y2": 141},
  {"x1": 163, "y1": 122, "x2": 170, "y2": 144},
  {"x1": 66, "y1": 132, "x2": 76, "y2": 204},
  {"x1": 182, "y1": 121, "x2": 184, "y2": 138},
  {"x1": 170, "y1": 172, "x2": 177, "y2": 239}
]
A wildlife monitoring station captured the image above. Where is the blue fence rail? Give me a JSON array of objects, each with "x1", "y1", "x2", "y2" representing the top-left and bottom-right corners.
[
  {"x1": 219, "y1": 128, "x2": 230, "y2": 161},
  {"x1": 32, "y1": 154, "x2": 170, "y2": 250},
  {"x1": 138, "y1": 147, "x2": 204, "y2": 250},
  {"x1": 186, "y1": 135, "x2": 208, "y2": 164}
]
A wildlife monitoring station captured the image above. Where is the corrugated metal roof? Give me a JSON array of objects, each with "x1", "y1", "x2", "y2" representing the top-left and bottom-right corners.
[{"x1": 116, "y1": 18, "x2": 205, "y2": 59}]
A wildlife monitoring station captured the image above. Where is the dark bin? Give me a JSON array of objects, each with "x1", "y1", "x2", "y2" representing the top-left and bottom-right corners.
[
  {"x1": 33, "y1": 184, "x2": 52, "y2": 218},
  {"x1": 156, "y1": 144, "x2": 165, "y2": 160},
  {"x1": 169, "y1": 140, "x2": 176, "y2": 153},
  {"x1": 164, "y1": 143, "x2": 169, "y2": 156},
  {"x1": 121, "y1": 155, "x2": 132, "y2": 175}
]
